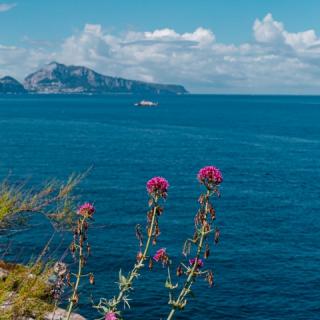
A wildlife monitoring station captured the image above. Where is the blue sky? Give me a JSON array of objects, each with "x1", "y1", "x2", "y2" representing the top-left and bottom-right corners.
[{"x1": 1, "y1": 0, "x2": 320, "y2": 93}]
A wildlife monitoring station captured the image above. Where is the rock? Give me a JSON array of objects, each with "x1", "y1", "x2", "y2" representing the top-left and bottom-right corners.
[
  {"x1": 0, "y1": 267, "x2": 9, "y2": 280},
  {"x1": 44, "y1": 307, "x2": 86, "y2": 320}
]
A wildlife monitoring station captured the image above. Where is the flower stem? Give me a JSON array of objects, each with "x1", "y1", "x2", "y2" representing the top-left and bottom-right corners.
[
  {"x1": 167, "y1": 226, "x2": 205, "y2": 320},
  {"x1": 113, "y1": 198, "x2": 158, "y2": 308},
  {"x1": 167, "y1": 191, "x2": 209, "y2": 320},
  {"x1": 66, "y1": 217, "x2": 85, "y2": 320}
]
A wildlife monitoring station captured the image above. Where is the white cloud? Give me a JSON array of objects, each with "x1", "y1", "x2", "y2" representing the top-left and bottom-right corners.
[
  {"x1": 2, "y1": 13, "x2": 320, "y2": 93},
  {"x1": 0, "y1": 3, "x2": 16, "y2": 12},
  {"x1": 253, "y1": 13, "x2": 285, "y2": 44},
  {"x1": 254, "y1": 13, "x2": 320, "y2": 50}
]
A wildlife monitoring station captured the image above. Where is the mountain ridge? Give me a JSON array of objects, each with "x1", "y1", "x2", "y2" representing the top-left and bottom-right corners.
[
  {"x1": 0, "y1": 62, "x2": 188, "y2": 95},
  {"x1": 22, "y1": 62, "x2": 188, "y2": 95}
]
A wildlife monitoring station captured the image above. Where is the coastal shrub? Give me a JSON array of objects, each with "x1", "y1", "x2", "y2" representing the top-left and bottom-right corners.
[
  {"x1": 0, "y1": 173, "x2": 84, "y2": 319},
  {"x1": 0, "y1": 261, "x2": 54, "y2": 319},
  {"x1": 0, "y1": 173, "x2": 84, "y2": 229}
]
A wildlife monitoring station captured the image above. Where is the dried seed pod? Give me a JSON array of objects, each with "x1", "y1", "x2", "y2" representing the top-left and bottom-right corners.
[
  {"x1": 149, "y1": 257, "x2": 153, "y2": 270},
  {"x1": 136, "y1": 251, "x2": 143, "y2": 262},
  {"x1": 198, "y1": 194, "x2": 205, "y2": 204},
  {"x1": 87, "y1": 243, "x2": 91, "y2": 255},
  {"x1": 73, "y1": 293, "x2": 79, "y2": 304},
  {"x1": 70, "y1": 242, "x2": 76, "y2": 253},
  {"x1": 214, "y1": 228, "x2": 220, "y2": 244},
  {"x1": 193, "y1": 231, "x2": 199, "y2": 243},
  {"x1": 204, "y1": 243, "x2": 210, "y2": 259},
  {"x1": 157, "y1": 206, "x2": 163, "y2": 215},
  {"x1": 135, "y1": 224, "x2": 143, "y2": 246},
  {"x1": 204, "y1": 222, "x2": 211, "y2": 233},
  {"x1": 66, "y1": 272, "x2": 71, "y2": 286},
  {"x1": 210, "y1": 207, "x2": 216, "y2": 220},
  {"x1": 155, "y1": 224, "x2": 161, "y2": 237},
  {"x1": 89, "y1": 273, "x2": 95, "y2": 285},
  {"x1": 80, "y1": 256, "x2": 86, "y2": 267},
  {"x1": 176, "y1": 265, "x2": 183, "y2": 277},
  {"x1": 147, "y1": 210, "x2": 153, "y2": 222},
  {"x1": 206, "y1": 270, "x2": 214, "y2": 287}
]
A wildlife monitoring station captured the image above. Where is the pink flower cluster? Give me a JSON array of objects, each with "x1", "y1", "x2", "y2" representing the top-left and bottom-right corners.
[
  {"x1": 146, "y1": 176, "x2": 169, "y2": 198},
  {"x1": 153, "y1": 248, "x2": 166, "y2": 262},
  {"x1": 77, "y1": 202, "x2": 95, "y2": 217},
  {"x1": 197, "y1": 166, "x2": 223, "y2": 186},
  {"x1": 189, "y1": 258, "x2": 204, "y2": 269},
  {"x1": 105, "y1": 312, "x2": 117, "y2": 320}
]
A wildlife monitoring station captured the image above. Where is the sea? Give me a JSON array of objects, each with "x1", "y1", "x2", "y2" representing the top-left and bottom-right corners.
[{"x1": 0, "y1": 94, "x2": 319, "y2": 320}]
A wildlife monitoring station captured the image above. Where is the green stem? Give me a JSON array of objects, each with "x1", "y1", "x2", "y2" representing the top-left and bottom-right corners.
[
  {"x1": 66, "y1": 217, "x2": 85, "y2": 320},
  {"x1": 167, "y1": 226, "x2": 205, "y2": 320},
  {"x1": 167, "y1": 191, "x2": 209, "y2": 320},
  {"x1": 113, "y1": 198, "x2": 158, "y2": 309}
]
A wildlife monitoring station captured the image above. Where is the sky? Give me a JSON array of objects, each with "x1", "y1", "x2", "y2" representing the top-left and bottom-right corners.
[{"x1": 1, "y1": 0, "x2": 320, "y2": 93}]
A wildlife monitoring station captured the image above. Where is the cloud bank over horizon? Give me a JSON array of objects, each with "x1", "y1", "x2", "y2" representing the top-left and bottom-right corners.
[{"x1": 1, "y1": 13, "x2": 320, "y2": 93}]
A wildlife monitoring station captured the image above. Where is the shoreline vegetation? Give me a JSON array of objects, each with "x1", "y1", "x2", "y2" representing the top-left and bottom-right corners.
[{"x1": 0, "y1": 166, "x2": 222, "y2": 319}]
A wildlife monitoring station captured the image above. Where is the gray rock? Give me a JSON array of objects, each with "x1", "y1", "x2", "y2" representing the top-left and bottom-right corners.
[
  {"x1": 0, "y1": 267, "x2": 9, "y2": 280},
  {"x1": 0, "y1": 290, "x2": 85, "y2": 320},
  {"x1": 44, "y1": 307, "x2": 86, "y2": 320}
]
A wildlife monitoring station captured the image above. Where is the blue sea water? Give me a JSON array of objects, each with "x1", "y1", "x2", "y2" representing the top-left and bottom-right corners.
[{"x1": 0, "y1": 95, "x2": 319, "y2": 319}]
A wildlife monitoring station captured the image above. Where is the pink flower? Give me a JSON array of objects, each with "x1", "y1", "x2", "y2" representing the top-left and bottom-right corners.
[
  {"x1": 146, "y1": 177, "x2": 169, "y2": 198},
  {"x1": 189, "y1": 258, "x2": 204, "y2": 269},
  {"x1": 77, "y1": 202, "x2": 95, "y2": 217},
  {"x1": 105, "y1": 312, "x2": 117, "y2": 320},
  {"x1": 197, "y1": 166, "x2": 223, "y2": 187},
  {"x1": 153, "y1": 248, "x2": 167, "y2": 262}
]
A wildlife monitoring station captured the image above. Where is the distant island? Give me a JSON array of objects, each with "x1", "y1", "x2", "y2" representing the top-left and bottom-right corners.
[
  {"x1": 0, "y1": 62, "x2": 188, "y2": 95},
  {"x1": 0, "y1": 76, "x2": 27, "y2": 94}
]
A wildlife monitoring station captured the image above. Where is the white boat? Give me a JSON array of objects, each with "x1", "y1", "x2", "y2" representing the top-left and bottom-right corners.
[{"x1": 134, "y1": 100, "x2": 158, "y2": 107}]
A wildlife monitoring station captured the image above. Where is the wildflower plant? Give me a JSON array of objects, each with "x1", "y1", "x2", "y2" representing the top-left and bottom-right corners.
[
  {"x1": 65, "y1": 202, "x2": 95, "y2": 320},
  {"x1": 0, "y1": 168, "x2": 224, "y2": 319},
  {"x1": 95, "y1": 177, "x2": 169, "y2": 319},
  {"x1": 165, "y1": 166, "x2": 222, "y2": 320}
]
